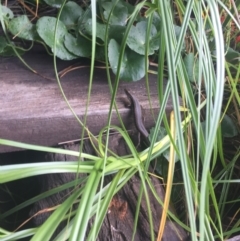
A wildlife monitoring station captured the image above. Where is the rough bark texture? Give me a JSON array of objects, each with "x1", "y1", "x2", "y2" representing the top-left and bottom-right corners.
[
  {"x1": 27, "y1": 135, "x2": 188, "y2": 241},
  {"x1": 0, "y1": 134, "x2": 189, "y2": 241}
]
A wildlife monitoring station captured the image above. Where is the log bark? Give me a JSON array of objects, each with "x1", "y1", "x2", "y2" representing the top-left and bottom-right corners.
[
  {"x1": 27, "y1": 136, "x2": 188, "y2": 241},
  {"x1": 0, "y1": 136, "x2": 188, "y2": 240}
]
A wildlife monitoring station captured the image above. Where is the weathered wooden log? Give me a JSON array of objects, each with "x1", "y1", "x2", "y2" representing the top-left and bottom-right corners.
[
  {"x1": 0, "y1": 134, "x2": 188, "y2": 240},
  {"x1": 0, "y1": 50, "x2": 176, "y2": 152},
  {"x1": 0, "y1": 137, "x2": 187, "y2": 241},
  {"x1": 27, "y1": 136, "x2": 188, "y2": 241}
]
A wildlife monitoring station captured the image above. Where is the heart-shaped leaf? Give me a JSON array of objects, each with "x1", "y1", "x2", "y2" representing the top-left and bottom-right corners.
[
  {"x1": 102, "y1": 2, "x2": 128, "y2": 26},
  {"x1": 8, "y1": 15, "x2": 38, "y2": 41},
  {"x1": 82, "y1": 19, "x2": 108, "y2": 42},
  {"x1": 126, "y1": 21, "x2": 159, "y2": 55},
  {"x1": 108, "y1": 39, "x2": 146, "y2": 81},
  {"x1": 36, "y1": 16, "x2": 77, "y2": 60},
  {"x1": 60, "y1": 1, "x2": 84, "y2": 30},
  {"x1": 64, "y1": 34, "x2": 91, "y2": 57}
]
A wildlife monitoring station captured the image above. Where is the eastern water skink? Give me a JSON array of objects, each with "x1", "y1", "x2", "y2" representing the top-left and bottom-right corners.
[{"x1": 124, "y1": 89, "x2": 150, "y2": 144}]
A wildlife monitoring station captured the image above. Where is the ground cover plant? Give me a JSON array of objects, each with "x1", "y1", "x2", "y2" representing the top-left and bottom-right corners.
[{"x1": 0, "y1": 0, "x2": 240, "y2": 240}]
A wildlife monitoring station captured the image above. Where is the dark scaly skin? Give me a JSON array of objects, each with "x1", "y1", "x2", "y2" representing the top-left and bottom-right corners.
[{"x1": 124, "y1": 89, "x2": 149, "y2": 144}]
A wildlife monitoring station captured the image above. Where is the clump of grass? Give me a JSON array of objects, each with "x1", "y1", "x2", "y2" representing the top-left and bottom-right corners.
[{"x1": 0, "y1": 0, "x2": 240, "y2": 240}]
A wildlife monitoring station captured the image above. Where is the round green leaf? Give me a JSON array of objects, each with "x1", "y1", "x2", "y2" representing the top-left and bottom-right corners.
[
  {"x1": 102, "y1": 2, "x2": 128, "y2": 26},
  {"x1": 126, "y1": 21, "x2": 159, "y2": 55},
  {"x1": 8, "y1": 15, "x2": 37, "y2": 41},
  {"x1": 108, "y1": 39, "x2": 146, "y2": 81},
  {"x1": 82, "y1": 19, "x2": 107, "y2": 42},
  {"x1": 60, "y1": 1, "x2": 84, "y2": 30},
  {"x1": 221, "y1": 115, "x2": 238, "y2": 138},
  {"x1": 36, "y1": 16, "x2": 77, "y2": 60},
  {"x1": 64, "y1": 34, "x2": 91, "y2": 57}
]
